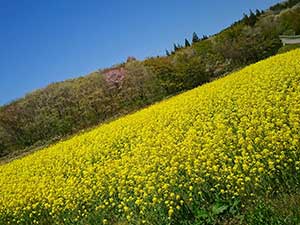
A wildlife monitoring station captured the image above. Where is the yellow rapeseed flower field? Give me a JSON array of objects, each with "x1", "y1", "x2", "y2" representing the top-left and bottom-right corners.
[{"x1": 0, "y1": 50, "x2": 300, "y2": 224}]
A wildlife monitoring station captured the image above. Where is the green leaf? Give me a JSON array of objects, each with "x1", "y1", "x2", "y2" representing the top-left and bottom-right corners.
[
  {"x1": 197, "y1": 209, "x2": 209, "y2": 218},
  {"x1": 212, "y1": 204, "x2": 229, "y2": 215}
]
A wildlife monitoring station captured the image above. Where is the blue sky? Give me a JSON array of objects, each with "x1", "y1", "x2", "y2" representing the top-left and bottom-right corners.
[{"x1": 0, "y1": 0, "x2": 281, "y2": 106}]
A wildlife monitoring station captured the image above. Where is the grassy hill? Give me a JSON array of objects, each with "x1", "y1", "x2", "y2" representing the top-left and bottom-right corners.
[
  {"x1": 1, "y1": 0, "x2": 300, "y2": 159},
  {"x1": 0, "y1": 50, "x2": 299, "y2": 224}
]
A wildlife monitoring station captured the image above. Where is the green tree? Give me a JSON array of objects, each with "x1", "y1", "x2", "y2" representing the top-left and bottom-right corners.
[
  {"x1": 174, "y1": 51, "x2": 209, "y2": 89},
  {"x1": 173, "y1": 43, "x2": 179, "y2": 52},
  {"x1": 202, "y1": 35, "x2": 208, "y2": 40},
  {"x1": 255, "y1": 9, "x2": 261, "y2": 16},
  {"x1": 243, "y1": 13, "x2": 249, "y2": 24},
  {"x1": 248, "y1": 10, "x2": 257, "y2": 27},
  {"x1": 120, "y1": 60, "x2": 164, "y2": 107},
  {"x1": 185, "y1": 39, "x2": 191, "y2": 47},
  {"x1": 192, "y1": 32, "x2": 200, "y2": 43},
  {"x1": 144, "y1": 57, "x2": 179, "y2": 94}
]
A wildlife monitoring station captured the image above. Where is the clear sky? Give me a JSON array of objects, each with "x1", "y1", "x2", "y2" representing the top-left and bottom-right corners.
[{"x1": 0, "y1": 0, "x2": 281, "y2": 106}]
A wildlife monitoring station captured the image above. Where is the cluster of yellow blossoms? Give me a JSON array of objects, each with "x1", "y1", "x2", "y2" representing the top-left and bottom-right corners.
[{"x1": 0, "y1": 50, "x2": 300, "y2": 224}]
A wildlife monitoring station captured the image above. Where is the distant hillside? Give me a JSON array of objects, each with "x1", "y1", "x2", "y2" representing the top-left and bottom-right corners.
[
  {"x1": 1, "y1": 49, "x2": 300, "y2": 224},
  {"x1": 1, "y1": 0, "x2": 300, "y2": 159}
]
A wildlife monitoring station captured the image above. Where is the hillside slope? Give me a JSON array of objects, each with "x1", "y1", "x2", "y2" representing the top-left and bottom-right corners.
[
  {"x1": 1, "y1": 1, "x2": 300, "y2": 159},
  {"x1": 1, "y1": 50, "x2": 300, "y2": 224}
]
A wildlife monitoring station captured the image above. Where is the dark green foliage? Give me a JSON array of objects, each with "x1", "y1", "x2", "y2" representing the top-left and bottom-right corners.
[
  {"x1": 192, "y1": 32, "x2": 200, "y2": 43},
  {"x1": 245, "y1": 203, "x2": 284, "y2": 225},
  {"x1": 255, "y1": 9, "x2": 262, "y2": 17},
  {"x1": 1, "y1": 1, "x2": 300, "y2": 159},
  {"x1": 173, "y1": 50, "x2": 209, "y2": 90},
  {"x1": 278, "y1": 44, "x2": 300, "y2": 54},
  {"x1": 242, "y1": 13, "x2": 249, "y2": 24},
  {"x1": 270, "y1": 0, "x2": 300, "y2": 12},
  {"x1": 185, "y1": 38, "x2": 191, "y2": 47},
  {"x1": 120, "y1": 60, "x2": 164, "y2": 108},
  {"x1": 0, "y1": 73, "x2": 111, "y2": 154},
  {"x1": 144, "y1": 57, "x2": 180, "y2": 94},
  {"x1": 279, "y1": 6, "x2": 300, "y2": 35},
  {"x1": 173, "y1": 43, "x2": 184, "y2": 52},
  {"x1": 243, "y1": 10, "x2": 257, "y2": 27},
  {"x1": 248, "y1": 10, "x2": 257, "y2": 27},
  {"x1": 174, "y1": 43, "x2": 179, "y2": 51},
  {"x1": 201, "y1": 35, "x2": 208, "y2": 40},
  {"x1": 244, "y1": 193, "x2": 300, "y2": 225},
  {"x1": 213, "y1": 10, "x2": 288, "y2": 67}
]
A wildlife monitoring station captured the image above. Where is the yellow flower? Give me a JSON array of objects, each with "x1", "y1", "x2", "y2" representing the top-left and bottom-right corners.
[{"x1": 1, "y1": 50, "x2": 300, "y2": 224}]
